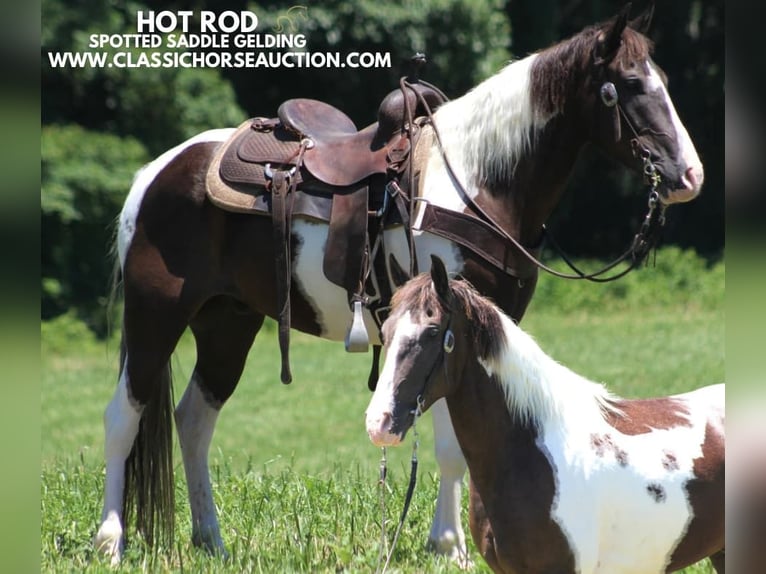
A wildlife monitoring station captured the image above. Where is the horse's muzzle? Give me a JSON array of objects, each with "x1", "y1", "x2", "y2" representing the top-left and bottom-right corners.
[
  {"x1": 366, "y1": 410, "x2": 404, "y2": 447},
  {"x1": 662, "y1": 164, "x2": 704, "y2": 205}
]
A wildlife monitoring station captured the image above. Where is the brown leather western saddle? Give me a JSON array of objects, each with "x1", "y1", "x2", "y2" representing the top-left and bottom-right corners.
[{"x1": 206, "y1": 67, "x2": 447, "y2": 383}]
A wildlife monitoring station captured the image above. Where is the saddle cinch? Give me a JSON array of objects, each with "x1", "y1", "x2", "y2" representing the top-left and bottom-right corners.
[{"x1": 206, "y1": 74, "x2": 447, "y2": 383}]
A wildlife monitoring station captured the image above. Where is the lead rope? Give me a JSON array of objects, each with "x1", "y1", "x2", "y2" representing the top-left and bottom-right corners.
[{"x1": 376, "y1": 397, "x2": 423, "y2": 574}]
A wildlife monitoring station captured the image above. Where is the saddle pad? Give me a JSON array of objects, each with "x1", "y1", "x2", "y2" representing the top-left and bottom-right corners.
[{"x1": 206, "y1": 120, "x2": 325, "y2": 218}]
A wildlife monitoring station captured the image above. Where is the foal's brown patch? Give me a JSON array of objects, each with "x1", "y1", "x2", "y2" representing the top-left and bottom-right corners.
[
  {"x1": 607, "y1": 397, "x2": 692, "y2": 435},
  {"x1": 662, "y1": 450, "x2": 680, "y2": 471},
  {"x1": 590, "y1": 432, "x2": 629, "y2": 466},
  {"x1": 667, "y1": 421, "x2": 726, "y2": 570},
  {"x1": 646, "y1": 483, "x2": 666, "y2": 503}
]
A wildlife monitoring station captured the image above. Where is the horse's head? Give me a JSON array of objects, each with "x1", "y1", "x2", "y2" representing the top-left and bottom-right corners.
[
  {"x1": 585, "y1": 3, "x2": 703, "y2": 204},
  {"x1": 366, "y1": 256, "x2": 496, "y2": 447},
  {"x1": 365, "y1": 256, "x2": 459, "y2": 446}
]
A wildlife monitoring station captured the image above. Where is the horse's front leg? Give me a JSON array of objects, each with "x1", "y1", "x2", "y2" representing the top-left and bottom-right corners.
[
  {"x1": 429, "y1": 398, "x2": 470, "y2": 564},
  {"x1": 174, "y1": 374, "x2": 226, "y2": 554},
  {"x1": 94, "y1": 366, "x2": 143, "y2": 565}
]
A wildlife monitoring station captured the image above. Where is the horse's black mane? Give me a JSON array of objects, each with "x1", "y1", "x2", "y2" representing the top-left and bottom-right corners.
[{"x1": 530, "y1": 22, "x2": 654, "y2": 116}]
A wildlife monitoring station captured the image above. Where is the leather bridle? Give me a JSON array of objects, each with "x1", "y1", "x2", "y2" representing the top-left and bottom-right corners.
[{"x1": 403, "y1": 68, "x2": 669, "y2": 284}]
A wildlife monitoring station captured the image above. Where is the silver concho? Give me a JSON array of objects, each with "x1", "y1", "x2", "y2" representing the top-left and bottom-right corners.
[
  {"x1": 600, "y1": 82, "x2": 619, "y2": 107},
  {"x1": 443, "y1": 329, "x2": 455, "y2": 353}
]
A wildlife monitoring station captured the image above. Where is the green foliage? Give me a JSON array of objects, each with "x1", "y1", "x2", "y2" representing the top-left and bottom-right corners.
[
  {"x1": 41, "y1": 125, "x2": 146, "y2": 334},
  {"x1": 528, "y1": 247, "x2": 724, "y2": 316},
  {"x1": 246, "y1": 0, "x2": 510, "y2": 122}
]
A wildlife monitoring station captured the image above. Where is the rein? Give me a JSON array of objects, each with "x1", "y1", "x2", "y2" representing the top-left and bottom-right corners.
[
  {"x1": 403, "y1": 76, "x2": 668, "y2": 283},
  {"x1": 376, "y1": 400, "x2": 422, "y2": 574}
]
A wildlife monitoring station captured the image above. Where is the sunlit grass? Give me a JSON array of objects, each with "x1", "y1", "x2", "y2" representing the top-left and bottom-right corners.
[{"x1": 41, "y1": 251, "x2": 723, "y2": 572}]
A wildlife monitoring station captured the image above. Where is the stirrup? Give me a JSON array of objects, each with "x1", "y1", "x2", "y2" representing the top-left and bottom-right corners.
[{"x1": 345, "y1": 300, "x2": 370, "y2": 353}]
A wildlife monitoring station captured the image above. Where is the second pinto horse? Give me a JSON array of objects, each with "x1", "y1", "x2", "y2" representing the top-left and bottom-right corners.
[{"x1": 366, "y1": 256, "x2": 724, "y2": 573}]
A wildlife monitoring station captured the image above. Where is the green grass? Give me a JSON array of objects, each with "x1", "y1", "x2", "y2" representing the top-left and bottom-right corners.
[{"x1": 41, "y1": 250, "x2": 724, "y2": 572}]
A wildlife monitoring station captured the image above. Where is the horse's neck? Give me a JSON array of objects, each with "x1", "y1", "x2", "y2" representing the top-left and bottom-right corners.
[
  {"x1": 433, "y1": 55, "x2": 586, "y2": 243},
  {"x1": 445, "y1": 359, "x2": 539, "y2": 489},
  {"x1": 448, "y1": 313, "x2": 614, "y2": 465},
  {"x1": 445, "y1": 358, "x2": 569, "y2": 565}
]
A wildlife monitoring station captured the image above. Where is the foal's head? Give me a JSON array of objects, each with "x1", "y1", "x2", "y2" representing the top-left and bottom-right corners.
[
  {"x1": 533, "y1": 2, "x2": 703, "y2": 203},
  {"x1": 366, "y1": 256, "x2": 502, "y2": 446}
]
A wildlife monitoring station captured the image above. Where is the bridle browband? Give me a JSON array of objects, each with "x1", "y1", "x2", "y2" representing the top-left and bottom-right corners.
[{"x1": 402, "y1": 55, "x2": 669, "y2": 284}]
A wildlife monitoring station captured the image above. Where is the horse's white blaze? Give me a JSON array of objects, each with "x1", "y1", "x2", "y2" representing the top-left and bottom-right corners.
[
  {"x1": 646, "y1": 62, "x2": 704, "y2": 199},
  {"x1": 365, "y1": 310, "x2": 420, "y2": 445},
  {"x1": 94, "y1": 359, "x2": 142, "y2": 563},
  {"x1": 482, "y1": 312, "x2": 723, "y2": 573},
  {"x1": 118, "y1": 128, "x2": 236, "y2": 268},
  {"x1": 174, "y1": 373, "x2": 224, "y2": 551}
]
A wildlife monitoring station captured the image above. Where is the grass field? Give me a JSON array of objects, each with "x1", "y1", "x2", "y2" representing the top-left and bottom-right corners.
[{"x1": 41, "y1": 250, "x2": 724, "y2": 572}]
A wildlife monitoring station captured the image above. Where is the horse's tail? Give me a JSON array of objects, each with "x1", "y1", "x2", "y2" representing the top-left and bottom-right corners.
[
  {"x1": 109, "y1": 217, "x2": 176, "y2": 549},
  {"x1": 120, "y1": 333, "x2": 176, "y2": 549}
]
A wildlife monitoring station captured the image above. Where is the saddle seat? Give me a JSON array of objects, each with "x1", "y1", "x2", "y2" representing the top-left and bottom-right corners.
[{"x1": 278, "y1": 98, "x2": 400, "y2": 187}]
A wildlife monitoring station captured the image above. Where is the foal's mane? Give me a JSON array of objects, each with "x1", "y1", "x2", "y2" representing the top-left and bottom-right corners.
[
  {"x1": 388, "y1": 272, "x2": 505, "y2": 362},
  {"x1": 390, "y1": 272, "x2": 621, "y2": 430}
]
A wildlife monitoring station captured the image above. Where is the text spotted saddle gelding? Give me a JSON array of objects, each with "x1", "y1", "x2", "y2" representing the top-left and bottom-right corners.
[
  {"x1": 95, "y1": 3, "x2": 706, "y2": 565},
  {"x1": 366, "y1": 256, "x2": 725, "y2": 574}
]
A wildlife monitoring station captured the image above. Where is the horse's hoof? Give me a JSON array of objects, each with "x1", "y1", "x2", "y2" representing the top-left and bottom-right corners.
[
  {"x1": 427, "y1": 535, "x2": 470, "y2": 567},
  {"x1": 94, "y1": 518, "x2": 123, "y2": 566}
]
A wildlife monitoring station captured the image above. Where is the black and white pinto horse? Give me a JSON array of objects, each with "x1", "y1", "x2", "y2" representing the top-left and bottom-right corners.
[
  {"x1": 366, "y1": 257, "x2": 725, "y2": 573},
  {"x1": 94, "y1": 5, "x2": 704, "y2": 564}
]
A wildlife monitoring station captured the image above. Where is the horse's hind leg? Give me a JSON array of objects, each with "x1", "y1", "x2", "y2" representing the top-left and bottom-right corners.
[
  {"x1": 174, "y1": 296, "x2": 264, "y2": 554},
  {"x1": 429, "y1": 399, "x2": 470, "y2": 564},
  {"x1": 93, "y1": 353, "x2": 142, "y2": 564},
  {"x1": 94, "y1": 301, "x2": 188, "y2": 563}
]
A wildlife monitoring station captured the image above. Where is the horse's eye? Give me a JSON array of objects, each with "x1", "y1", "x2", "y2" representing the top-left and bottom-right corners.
[
  {"x1": 625, "y1": 77, "x2": 643, "y2": 92},
  {"x1": 427, "y1": 325, "x2": 440, "y2": 337}
]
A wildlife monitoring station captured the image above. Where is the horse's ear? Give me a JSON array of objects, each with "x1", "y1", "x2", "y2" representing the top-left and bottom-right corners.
[
  {"x1": 628, "y1": 1, "x2": 654, "y2": 35},
  {"x1": 596, "y1": 3, "x2": 631, "y2": 63},
  {"x1": 430, "y1": 255, "x2": 453, "y2": 309}
]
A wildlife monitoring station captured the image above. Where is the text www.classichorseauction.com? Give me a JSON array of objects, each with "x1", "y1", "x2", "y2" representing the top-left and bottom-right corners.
[{"x1": 46, "y1": 9, "x2": 392, "y2": 70}]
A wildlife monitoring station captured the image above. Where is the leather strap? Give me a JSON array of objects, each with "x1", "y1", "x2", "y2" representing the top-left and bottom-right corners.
[
  {"x1": 271, "y1": 170, "x2": 293, "y2": 384},
  {"x1": 418, "y1": 203, "x2": 541, "y2": 280}
]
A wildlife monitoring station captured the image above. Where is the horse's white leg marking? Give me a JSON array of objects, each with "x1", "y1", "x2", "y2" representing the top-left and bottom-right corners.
[
  {"x1": 174, "y1": 372, "x2": 225, "y2": 554},
  {"x1": 94, "y1": 360, "x2": 142, "y2": 565},
  {"x1": 429, "y1": 399, "x2": 469, "y2": 562},
  {"x1": 118, "y1": 128, "x2": 236, "y2": 267}
]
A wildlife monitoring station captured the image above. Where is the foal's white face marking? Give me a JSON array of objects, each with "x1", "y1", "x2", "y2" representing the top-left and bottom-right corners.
[
  {"x1": 543, "y1": 384, "x2": 723, "y2": 573},
  {"x1": 645, "y1": 61, "x2": 704, "y2": 197},
  {"x1": 365, "y1": 310, "x2": 420, "y2": 446},
  {"x1": 118, "y1": 128, "x2": 236, "y2": 268}
]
